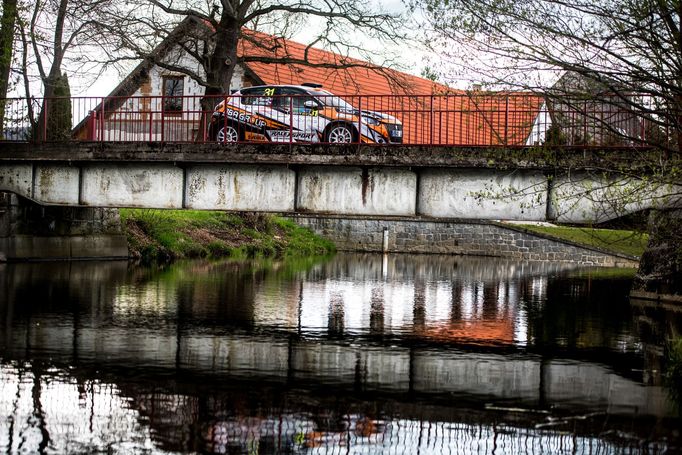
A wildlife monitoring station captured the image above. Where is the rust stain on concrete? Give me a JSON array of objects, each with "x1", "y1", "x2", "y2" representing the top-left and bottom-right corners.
[
  {"x1": 216, "y1": 169, "x2": 227, "y2": 206},
  {"x1": 361, "y1": 168, "x2": 371, "y2": 206},
  {"x1": 188, "y1": 175, "x2": 206, "y2": 200},
  {"x1": 233, "y1": 175, "x2": 240, "y2": 201}
]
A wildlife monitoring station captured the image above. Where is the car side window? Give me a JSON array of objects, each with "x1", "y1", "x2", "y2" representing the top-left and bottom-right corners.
[
  {"x1": 241, "y1": 87, "x2": 273, "y2": 107},
  {"x1": 276, "y1": 88, "x2": 319, "y2": 113}
]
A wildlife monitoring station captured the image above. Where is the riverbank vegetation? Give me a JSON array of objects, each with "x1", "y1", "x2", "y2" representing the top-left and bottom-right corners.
[
  {"x1": 120, "y1": 209, "x2": 335, "y2": 263},
  {"x1": 514, "y1": 224, "x2": 649, "y2": 257}
]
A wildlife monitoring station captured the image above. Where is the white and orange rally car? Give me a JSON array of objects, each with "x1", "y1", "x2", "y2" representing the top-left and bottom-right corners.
[{"x1": 208, "y1": 83, "x2": 403, "y2": 144}]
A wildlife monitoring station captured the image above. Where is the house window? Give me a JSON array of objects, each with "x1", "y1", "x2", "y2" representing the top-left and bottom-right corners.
[{"x1": 162, "y1": 76, "x2": 184, "y2": 113}]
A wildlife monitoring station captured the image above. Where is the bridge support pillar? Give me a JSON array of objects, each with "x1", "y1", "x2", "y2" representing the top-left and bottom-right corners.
[{"x1": 0, "y1": 193, "x2": 128, "y2": 261}]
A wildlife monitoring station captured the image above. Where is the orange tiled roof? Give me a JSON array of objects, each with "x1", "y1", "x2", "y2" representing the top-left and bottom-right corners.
[
  {"x1": 238, "y1": 30, "x2": 447, "y2": 96},
  {"x1": 238, "y1": 30, "x2": 544, "y2": 145}
]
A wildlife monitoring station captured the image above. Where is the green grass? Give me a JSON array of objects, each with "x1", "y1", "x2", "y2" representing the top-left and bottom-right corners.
[
  {"x1": 120, "y1": 209, "x2": 335, "y2": 263},
  {"x1": 513, "y1": 224, "x2": 649, "y2": 257}
]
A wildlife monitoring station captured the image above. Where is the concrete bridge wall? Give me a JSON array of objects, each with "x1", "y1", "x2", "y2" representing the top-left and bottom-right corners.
[{"x1": 0, "y1": 161, "x2": 674, "y2": 223}]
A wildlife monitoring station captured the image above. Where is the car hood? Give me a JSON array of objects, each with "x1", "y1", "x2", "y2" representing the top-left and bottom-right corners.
[{"x1": 338, "y1": 108, "x2": 401, "y2": 125}]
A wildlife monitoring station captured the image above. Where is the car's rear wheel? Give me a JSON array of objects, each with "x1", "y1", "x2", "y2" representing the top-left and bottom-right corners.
[
  {"x1": 216, "y1": 124, "x2": 241, "y2": 143},
  {"x1": 325, "y1": 124, "x2": 356, "y2": 143}
]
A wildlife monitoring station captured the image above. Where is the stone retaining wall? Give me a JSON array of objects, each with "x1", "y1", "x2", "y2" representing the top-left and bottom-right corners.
[
  {"x1": 0, "y1": 193, "x2": 128, "y2": 261},
  {"x1": 291, "y1": 215, "x2": 638, "y2": 268}
]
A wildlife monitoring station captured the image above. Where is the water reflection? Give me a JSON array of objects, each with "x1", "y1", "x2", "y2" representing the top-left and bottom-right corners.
[{"x1": 0, "y1": 254, "x2": 679, "y2": 454}]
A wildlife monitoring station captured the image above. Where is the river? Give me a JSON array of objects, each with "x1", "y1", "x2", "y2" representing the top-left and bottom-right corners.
[{"x1": 0, "y1": 254, "x2": 680, "y2": 454}]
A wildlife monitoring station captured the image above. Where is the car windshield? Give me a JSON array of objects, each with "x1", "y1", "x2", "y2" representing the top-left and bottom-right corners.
[{"x1": 311, "y1": 90, "x2": 356, "y2": 110}]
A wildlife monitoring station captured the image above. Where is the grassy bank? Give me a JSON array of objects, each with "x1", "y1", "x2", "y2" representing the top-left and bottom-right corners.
[
  {"x1": 512, "y1": 224, "x2": 649, "y2": 257},
  {"x1": 120, "y1": 209, "x2": 335, "y2": 262}
]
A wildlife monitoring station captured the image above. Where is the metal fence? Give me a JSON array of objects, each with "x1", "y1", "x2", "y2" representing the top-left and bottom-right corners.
[{"x1": 0, "y1": 93, "x2": 672, "y2": 147}]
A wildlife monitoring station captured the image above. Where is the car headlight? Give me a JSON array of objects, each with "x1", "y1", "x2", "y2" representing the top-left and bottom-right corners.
[{"x1": 363, "y1": 116, "x2": 380, "y2": 126}]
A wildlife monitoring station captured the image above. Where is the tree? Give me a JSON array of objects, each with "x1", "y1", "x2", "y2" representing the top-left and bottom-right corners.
[
  {"x1": 109, "y1": 0, "x2": 407, "y2": 113},
  {"x1": 417, "y1": 0, "x2": 682, "y2": 296},
  {"x1": 0, "y1": 0, "x2": 17, "y2": 136},
  {"x1": 18, "y1": 0, "x2": 117, "y2": 139},
  {"x1": 417, "y1": 0, "x2": 682, "y2": 149}
]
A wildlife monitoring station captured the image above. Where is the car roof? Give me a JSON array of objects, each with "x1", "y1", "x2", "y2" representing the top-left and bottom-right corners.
[{"x1": 239, "y1": 84, "x2": 327, "y2": 92}]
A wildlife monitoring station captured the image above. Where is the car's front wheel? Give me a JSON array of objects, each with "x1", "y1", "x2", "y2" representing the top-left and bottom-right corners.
[
  {"x1": 325, "y1": 124, "x2": 356, "y2": 143},
  {"x1": 216, "y1": 124, "x2": 241, "y2": 143}
]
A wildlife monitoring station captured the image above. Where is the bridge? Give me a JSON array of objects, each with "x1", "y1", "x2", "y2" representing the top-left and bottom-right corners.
[
  {"x1": 0, "y1": 93, "x2": 679, "y2": 261},
  {"x1": 0, "y1": 142, "x2": 676, "y2": 223}
]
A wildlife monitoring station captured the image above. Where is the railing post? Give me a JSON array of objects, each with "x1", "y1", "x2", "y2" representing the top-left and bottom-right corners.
[
  {"x1": 42, "y1": 98, "x2": 48, "y2": 142},
  {"x1": 357, "y1": 96, "x2": 362, "y2": 148},
  {"x1": 148, "y1": 97, "x2": 153, "y2": 142},
  {"x1": 504, "y1": 93, "x2": 509, "y2": 147},
  {"x1": 100, "y1": 100, "x2": 105, "y2": 142},
  {"x1": 161, "y1": 95, "x2": 165, "y2": 143},
  {"x1": 289, "y1": 96, "x2": 294, "y2": 147},
  {"x1": 87, "y1": 110, "x2": 97, "y2": 141},
  {"x1": 430, "y1": 96, "x2": 434, "y2": 145},
  {"x1": 223, "y1": 95, "x2": 228, "y2": 143}
]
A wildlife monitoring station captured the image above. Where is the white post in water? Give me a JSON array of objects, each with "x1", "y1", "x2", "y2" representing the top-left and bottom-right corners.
[{"x1": 382, "y1": 227, "x2": 389, "y2": 253}]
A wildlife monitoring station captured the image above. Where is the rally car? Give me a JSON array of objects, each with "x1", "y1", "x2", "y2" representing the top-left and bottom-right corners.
[{"x1": 208, "y1": 83, "x2": 403, "y2": 144}]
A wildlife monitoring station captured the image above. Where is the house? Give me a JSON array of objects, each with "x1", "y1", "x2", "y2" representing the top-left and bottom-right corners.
[
  {"x1": 74, "y1": 19, "x2": 544, "y2": 145},
  {"x1": 542, "y1": 72, "x2": 653, "y2": 146}
]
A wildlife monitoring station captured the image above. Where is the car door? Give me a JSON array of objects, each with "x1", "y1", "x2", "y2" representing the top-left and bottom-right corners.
[{"x1": 275, "y1": 87, "x2": 324, "y2": 142}]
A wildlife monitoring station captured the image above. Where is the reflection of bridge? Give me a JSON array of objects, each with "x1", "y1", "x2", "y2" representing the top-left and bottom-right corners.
[
  {"x1": 1, "y1": 256, "x2": 679, "y2": 452},
  {"x1": 3, "y1": 359, "x2": 677, "y2": 454},
  {"x1": 0, "y1": 257, "x2": 667, "y2": 418}
]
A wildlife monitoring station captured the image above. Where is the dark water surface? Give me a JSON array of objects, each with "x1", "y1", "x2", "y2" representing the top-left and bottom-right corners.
[{"x1": 0, "y1": 254, "x2": 680, "y2": 454}]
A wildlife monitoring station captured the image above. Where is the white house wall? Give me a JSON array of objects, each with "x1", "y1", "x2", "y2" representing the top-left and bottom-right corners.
[{"x1": 100, "y1": 44, "x2": 250, "y2": 142}]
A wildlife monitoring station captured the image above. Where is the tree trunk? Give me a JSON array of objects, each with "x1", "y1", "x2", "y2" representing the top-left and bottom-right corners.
[
  {"x1": 631, "y1": 209, "x2": 682, "y2": 300},
  {"x1": 0, "y1": 0, "x2": 17, "y2": 137},
  {"x1": 34, "y1": 0, "x2": 68, "y2": 141},
  {"x1": 198, "y1": 16, "x2": 240, "y2": 141}
]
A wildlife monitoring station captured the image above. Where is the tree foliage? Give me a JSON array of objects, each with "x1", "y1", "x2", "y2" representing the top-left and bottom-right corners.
[
  {"x1": 418, "y1": 0, "x2": 682, "y2": 294},
  {"x1": 418, "y1": 0, "x2": 682, "y2": 150}
]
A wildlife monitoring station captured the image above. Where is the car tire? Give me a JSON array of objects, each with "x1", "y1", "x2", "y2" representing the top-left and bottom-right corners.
[
  {"x1": 216, "y1": 123, "x2": 242, "y2": 143},
  {"x1": 324, "y1": 123, "x2": 357, "y2": 143}
]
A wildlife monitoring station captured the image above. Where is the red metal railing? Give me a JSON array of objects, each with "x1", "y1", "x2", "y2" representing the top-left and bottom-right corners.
[{"x1": 0, "y1": 93, "x2": 672, "y2": 148}]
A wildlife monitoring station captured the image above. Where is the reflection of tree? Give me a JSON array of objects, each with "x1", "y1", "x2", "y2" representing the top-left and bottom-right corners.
[
  {"x1": 369, "y1": 286, "x2": 385, "y2": 334},
  {"x1": 529, "y1": 275, "x2": 636, "y2": 352},
  {"x1": 412, "y1": 280, "x2": 426, "y2": 330},
  {"x1": 328, "y1": 292, "x2": 345, "y2": 336},
  {"x1": 631, "y1": 299, "x2": 682, "y2": 404}
]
